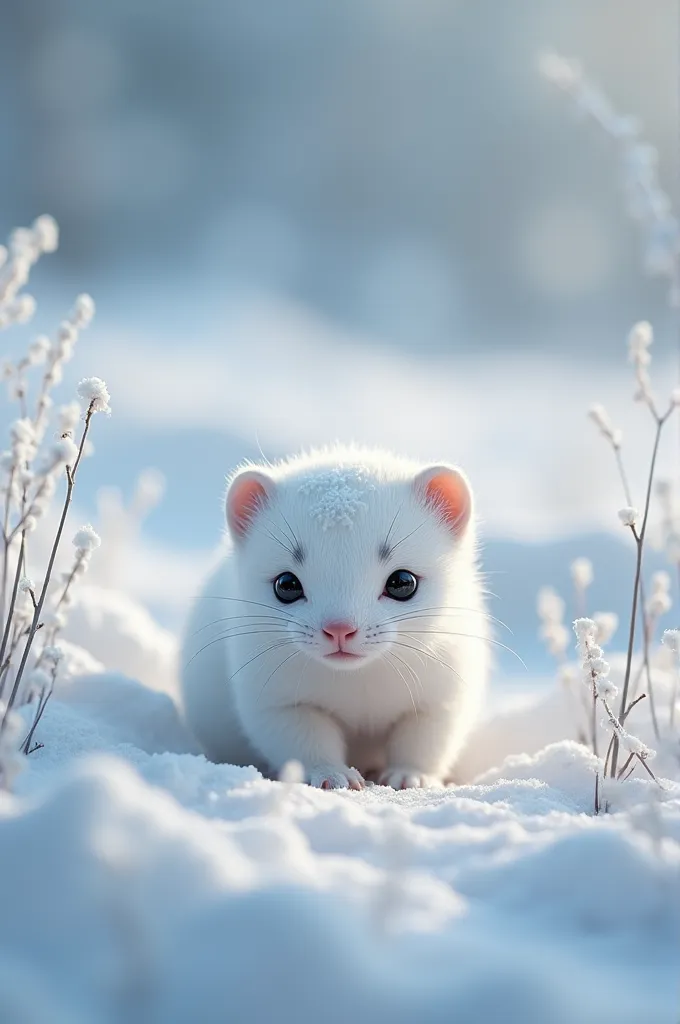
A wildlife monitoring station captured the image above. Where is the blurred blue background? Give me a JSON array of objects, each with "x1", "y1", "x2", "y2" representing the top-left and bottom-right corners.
[{"x1": 1, "y1": 0, "x2": 678, "y2": 671}]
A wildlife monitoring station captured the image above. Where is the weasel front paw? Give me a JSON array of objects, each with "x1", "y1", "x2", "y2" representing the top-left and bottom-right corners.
[
  {"x1": 309, "y1": 765, "x2": 365, "y2": 791},
  {"x1": 379, "y1": 768, "x2": 443, "y2": 790}
]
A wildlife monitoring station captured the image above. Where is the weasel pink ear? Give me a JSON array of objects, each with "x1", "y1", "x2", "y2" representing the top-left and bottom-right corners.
[
  {"x1": 226, "y1": 469, "x2": 274, "y2": 541},
  {"x1": 413, "y1": 464, "x2": 472, "y2": 535}
]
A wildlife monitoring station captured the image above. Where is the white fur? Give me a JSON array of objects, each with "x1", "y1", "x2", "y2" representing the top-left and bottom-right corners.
[{"x1": 180, "y1": 446, "x2": 489, "y2": 789}]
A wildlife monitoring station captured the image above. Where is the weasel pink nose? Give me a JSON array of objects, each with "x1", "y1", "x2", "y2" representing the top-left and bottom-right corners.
[{"x1": 322, "y1": 621, "x2": 358, "y2": 646}]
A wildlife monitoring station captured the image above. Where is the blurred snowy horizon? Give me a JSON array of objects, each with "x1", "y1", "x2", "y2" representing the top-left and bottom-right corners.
[{"x1": 2, "y1": 1, "x2": 678, "y2": 345}]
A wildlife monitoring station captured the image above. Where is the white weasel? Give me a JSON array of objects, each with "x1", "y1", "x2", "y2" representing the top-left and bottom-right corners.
[{"x1": 180, "y1": 446, "x2": 489, "y2": 790}]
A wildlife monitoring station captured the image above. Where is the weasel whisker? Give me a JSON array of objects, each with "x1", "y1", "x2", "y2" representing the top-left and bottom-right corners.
[{"x1": 400, "y1": 629, "x2": 525, "y2": 667}]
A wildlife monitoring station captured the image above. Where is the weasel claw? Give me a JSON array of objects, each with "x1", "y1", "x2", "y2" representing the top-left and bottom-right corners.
[
  {"x1": 309, "y1": 765, "x2": 365, "y2": 791},
  {"x1": 379, "y1": 769, "x2": 442, "y2": 790}
]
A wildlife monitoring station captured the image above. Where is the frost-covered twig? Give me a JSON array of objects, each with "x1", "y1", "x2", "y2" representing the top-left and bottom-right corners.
[
  {"x1": 632, "y1": 571, "x2": 673, "y2": 727},
  {"x1": 537, "y1": 586, "x2": 569, "y2": 662},
  {"x1": 574, "y1": 618, "x2": 617, "y2": 811},
  {"x1": 2, "y1": 396, "x2": 102, "y2": 721},
  {"x1": 20, "y1": 646, "x2": 61, "y2": 755},
  {"x1": 654, "y1": 480, "x2": 680, "y2": 602},
  {"x1": 601, "y1": 695, "x2": 658, "y2": 785},
  {"x1": 0, "y1": 218, "x2": 111, "y2": 773},
  {"x1": 571, "y1": 558, "x2": 593, "y2": 618},
  {"x1": 613, "y1": 408, "x2": 674, "y2": 768},
  {"x1": 50, "y1": 524, "x2": 101, "y2": 627},
  {"x1": 537, "y1": 584, "x2": 618, "y2": 748},
  {"x1": 662, "y1": 629, "x2": 680, "y2": 729},
  {"x1": 19, "y1": 524, "x2": 102, "y2": 750},
  {"x1": 588, "y1": 323, "x2": 675, "y2": 770},
  {"x1": 0, "y1": 215, "x2": 58, "y2": 331},
  {"x1": 540, "y1": 53, "x2": 680, "y2": 304},
  {"x1": 602, "y1": 692, "x2": 648, "y2": 782},
  {"x1": 574, "y1": 618, "x2": 657, "y2": 810},
  {"x1": 0, "y1": 532, "x2": 27, "y2": 681},
  {"x1": 593, "y1": 611, "x2": 619, "y2": 646}
]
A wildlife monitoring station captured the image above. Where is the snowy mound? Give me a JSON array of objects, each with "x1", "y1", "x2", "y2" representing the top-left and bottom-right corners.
[
  {"x1": 62, "y1": 585, "x2": 178, "y2": 695},
  {"x1": 10, "y1": 659, "x2": 680, "y2": 1023}
]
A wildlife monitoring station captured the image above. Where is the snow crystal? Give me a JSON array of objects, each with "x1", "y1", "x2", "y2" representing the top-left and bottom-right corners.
[
  {"x1": 10, "y1": 418, "x2": 36, "y2": 448},
  {"x1": 663, "y1": 629, "x2": 680, "y2": 654},
  {"x1": 73, "y1": 524, "x2": 101, "y2": 554},
  {"x1": 595, "y1": 677, "x2": 618, "y2": 701},
  {"x1": 593, "y1": 612, "x2": 618, "y2": 645},
  {"x1": 537, "y1": 586, "x2": 564, "y2": 622},
  {"x1": 18, "y1": 576, "x2": 34, "y2": 593},
  {"x1": 628, "y1": 320, "x2": 653, "y2": 360},
  {"x1": 537, "y1": 587, "x2": 569, "y2": 657},
  {"x1": 42, "y1": 645, "x2": 63, "y2": 664},
  {"x1": 618, "y1": 506, "x2": 639, "y2": 527},
  {"x1": 70, "y1": 293, "x2": 95, "y2": 328},
  {"x1": 56, "y1": 321, "x2": 77, "y2": 356},
  {"x1": 588, "y1": 403, "x2": 622, "y2": 447},
  {"x1": 10, "y1": 293, "x2": 36, "y2": 324},
  {"x1": 570, "y1": 557, "x2": 593, "y2": 590},
  {"x1": 298, "y1": 467, "x2": 375, "y2": 529},
  {"x1": 620, "y1": 732, "x2": 655, "y2": 759},
  {"x1": 76, "y1": 376, "x2": 110, "y2": 415},
  {"x1": 647, "y1": 571, "x2": 672, "y2": 618},
  {"x1": 32, "y1": 214, "x2": 59, "y2": 254}
]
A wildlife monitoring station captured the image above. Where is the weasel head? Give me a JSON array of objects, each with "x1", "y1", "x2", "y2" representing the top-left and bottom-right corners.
[{"x1": 225, "y1": 446, "x2": 477, "y2": 673}]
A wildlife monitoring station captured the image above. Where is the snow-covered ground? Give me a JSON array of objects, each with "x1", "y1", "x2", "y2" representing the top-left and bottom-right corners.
[{"x1": 2, "y1": 585, "x2": 677, "y2": 1023}]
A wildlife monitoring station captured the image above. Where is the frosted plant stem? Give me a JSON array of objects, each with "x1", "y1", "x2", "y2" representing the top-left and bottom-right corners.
[
  {"x1": 630, "y1": 604, "x2": 650, "y2": 702},
  {"x1": 32, "y1": 550, "x2": 87, "y2": 674},
  {"x1": 602, "y1": 698, "x2": 660, "y2": 785},
  {"x1": 590, "y1": 672, "x2": 598, "y2": 758},
  {"x1": 639, "y1": 609, "x2": 660, "y2": 739},
  {"x1": 2, "y1": 404, "x2": 94, "y2": 723},
  {"x1": 671, "y1": 660, "x2": 679, "y2": 729},
  {"x1": 614, "y1": 447, "x2": 634, "y2": 507},
  {"x1": 604, "y1": 421, "x2": 658, "y2": 728},
  {"x1": 577, "y1": 630, "x2": 603, "y2": 813},
  {"x1": 0, "y1": 467, "x2": 15, "y2": 627},
  {"x1": 603, "y1": 695, "x2": 647, "y2": 779},
  {"x1": 611, "y1": 532, "x2": 645, "y2": 777},
  {"x1": 0, "y1": 532, "x2": 25, "y2": 684},
  {"x1": 21, "y1": 681, "x2": 52, "y2": 755},
  {"x1": 594, "y1": 770, "x2": 600, "y2": 815},
  {"x1": 0, "y1": 542, "x2": 7, "y2": 633},
  {"x1": 611, "y1": 413, "x2": 668, "y2": 775},
  {"x1": 616, "y1": 752, "x2": 635, "y2": 780}
]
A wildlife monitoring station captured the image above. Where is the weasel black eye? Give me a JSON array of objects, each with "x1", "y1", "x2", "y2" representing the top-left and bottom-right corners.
[
  {"x1": 273, "y1": 572, "x2": 304, "y2": 603},
  {"x1": 383, "y1": 570, "x2": 418, "y2": 601}
]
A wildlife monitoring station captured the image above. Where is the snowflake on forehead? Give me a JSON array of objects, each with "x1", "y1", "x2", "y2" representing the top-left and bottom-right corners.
[{"x1": 298, "y1": 467, "x2": 375, "y2": 529}]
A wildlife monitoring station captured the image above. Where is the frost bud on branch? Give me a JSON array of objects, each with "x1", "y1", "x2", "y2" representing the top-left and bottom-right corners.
[{"x1": 76, "y1": 377, "x2": 111, "y2": 416}]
